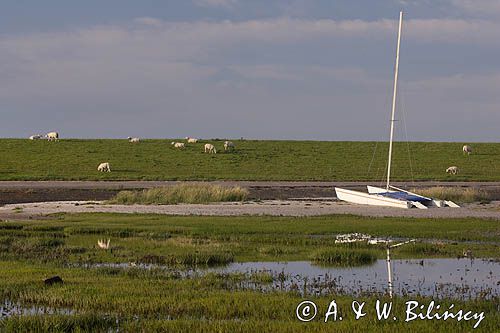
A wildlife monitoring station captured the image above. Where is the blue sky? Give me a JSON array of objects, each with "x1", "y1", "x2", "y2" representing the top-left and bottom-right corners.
[{"x1": 1, "y1": 0, "x2": 499, "y2": 141}]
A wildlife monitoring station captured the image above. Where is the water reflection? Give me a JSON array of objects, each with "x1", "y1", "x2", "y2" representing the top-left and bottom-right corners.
[
  {"x1": 208, "y1": 258, "x2": 499, "y2": 299},
  {"x1": 0, "y1": 299, "x2": 74, "y2": 319}
]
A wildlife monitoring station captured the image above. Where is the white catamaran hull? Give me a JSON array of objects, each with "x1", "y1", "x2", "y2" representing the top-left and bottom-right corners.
[
  {"x1": 368, "y1": 185, "x2": 459, "y2": 207},
  {"x1": 335, "y1": 187, "x2": 412, "y2": 209},
  {"x1": 335, "y1": 186, "x2": 459, "y2": 209}
]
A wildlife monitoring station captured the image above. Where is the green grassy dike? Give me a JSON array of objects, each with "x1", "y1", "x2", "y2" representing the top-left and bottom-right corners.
[{"x1": 0, "y1": 139, "x2": 498, "y2": 181}]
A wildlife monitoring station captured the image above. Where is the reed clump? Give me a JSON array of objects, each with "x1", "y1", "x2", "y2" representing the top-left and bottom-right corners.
[
  {"x1": 311, "y1": 248, "x2": 377, "y2": 266},
  {"x1": 139, "y1": 252, "x2": 234, "y2": 267},
  {"x1": 412, "y1": 186, "x2": 490, "y2": 203},
  {"x1": 108, "y1": 183, "x2": 249, "y2": 205}
]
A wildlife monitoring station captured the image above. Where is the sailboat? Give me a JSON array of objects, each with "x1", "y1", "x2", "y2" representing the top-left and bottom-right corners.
[{"x1": 334, "y1": 12, "x2": 459, "y2": 209}]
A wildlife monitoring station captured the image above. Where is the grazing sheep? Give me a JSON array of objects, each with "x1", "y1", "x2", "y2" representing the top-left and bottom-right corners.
[
  {"x1": 128, "y1": 137, "x2": 140, "y2": 143},
  {"x1": 462, "y1": 248, "x2": 473, "y2": 258},
  {"x1": 29, "y1": 134, "x2": 43, "y2": 140},
  {"x1": 97, "y1": 239, "x2": 110, "y2": 250},
  {"x1": 171, "y1": 142, "x2": 186, "y2": 149},
  {"x1": 446, "y1": 166, "x2": 459, "y2": 175},
  {"x1": 46, "y1": 132, "x2": 59, "y2": 141},
  {"x1": 185, "y1": 137, "x2": 199, "y2": 143},
  {"x1": 224, "y1": 141, "x2": 235, "y2": 152},
  {"x1": 97, "y1": 162, "x2": 111, "y2": 172},
  {"x1": 204, "y1": 143, "x2": 217, "y2": 154},
  {"x1": 463, "y1": 145, "x2": 473, "y2": 155}
]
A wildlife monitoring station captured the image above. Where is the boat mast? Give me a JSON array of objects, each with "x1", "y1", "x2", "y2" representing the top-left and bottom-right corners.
[{"x1": 386, "y1": 11, "x2": 403, "y2": 190}]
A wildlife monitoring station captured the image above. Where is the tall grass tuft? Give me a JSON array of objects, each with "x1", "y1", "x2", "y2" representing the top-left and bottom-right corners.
[
  {"x1": 412, "y1": 186, "x2": 491, "y2": 203},
  {"x1": 139, "y1": 252, "x2": 234, "y2": 266},
  {"x1": 311, "y1": 248, "x2": 377, "y2": 266},
  {"x1": 0, "y1": 314, "x2": 117, "y2": 332},
  {"x1": 108, "y1": 183, "x2": 249, "y2": 205}
]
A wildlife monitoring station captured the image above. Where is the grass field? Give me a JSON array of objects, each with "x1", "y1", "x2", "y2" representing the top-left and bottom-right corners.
[
  {"x1": 0, "y1": 139, "x2": 498, "y2": 181},
  {"x1": 0, "y1": 213, "x2": 498, "y2": 331}
]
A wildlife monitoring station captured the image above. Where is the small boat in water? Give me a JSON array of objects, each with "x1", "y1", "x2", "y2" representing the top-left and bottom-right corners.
[{"x1": 335, "y1": 12, "x2": 459, "y2": 210}]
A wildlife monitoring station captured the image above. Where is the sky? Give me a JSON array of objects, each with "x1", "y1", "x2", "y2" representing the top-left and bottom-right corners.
[{"x1": 0, "y1": 0, "x2": 499, "y2": 141}]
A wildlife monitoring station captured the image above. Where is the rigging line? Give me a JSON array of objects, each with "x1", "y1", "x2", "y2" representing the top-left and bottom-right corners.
[
  {"x1": 399, "y1": 83, "x2": 415, "y2": 185},
  {"x1": 367, "y1": 141, "x2": 379, "y2": 174},
  {"x1": 380, "y1": 143, "x2": 389, "y2": 188}
]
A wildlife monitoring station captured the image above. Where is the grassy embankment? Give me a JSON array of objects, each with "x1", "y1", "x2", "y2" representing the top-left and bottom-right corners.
[
  {"x1": 0, "y1": 213, "x2": 498, "y2": 331},
  {"x1": 0, "y1": 139, "x2": 498, "y2": 181}
]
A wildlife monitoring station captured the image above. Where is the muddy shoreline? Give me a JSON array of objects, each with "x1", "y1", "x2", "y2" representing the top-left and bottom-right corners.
[
  {"x1": 1, "y1": 200, "x2": 499, "y2": 220},
  {"x1": 1, "y1": 181, "x2": 500, "y2": 205}
]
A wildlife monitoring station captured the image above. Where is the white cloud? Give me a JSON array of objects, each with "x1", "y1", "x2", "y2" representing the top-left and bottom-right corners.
[
  {"x1": 133, "y1": 17, "x2": 164, "y2": 27},
  {"x1": 0, "y1": 16, "x2": 499, "y2": 140},
  {"x1": 405, "y1": 18, "x2": 500, "y2": 44},
  {"x1": 450, "y1": 0, "x2": 500, "y2": 16},
  {"x1": 2, "y1": 17, "x2": 498, "y2": 65},
  {"x1": 193, "y1": 0, "x2": 238, "y2": 8}
]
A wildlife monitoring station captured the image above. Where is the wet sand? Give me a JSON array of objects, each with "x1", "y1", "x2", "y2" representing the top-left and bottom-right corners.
[{"x1": 1, "y1": 200, "x2": 499, "y2": 220}]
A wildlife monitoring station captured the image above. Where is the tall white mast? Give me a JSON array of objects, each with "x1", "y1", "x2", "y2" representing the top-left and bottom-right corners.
[{"x1": 386, "y1": 11, "x2": 403, "y2": 190}]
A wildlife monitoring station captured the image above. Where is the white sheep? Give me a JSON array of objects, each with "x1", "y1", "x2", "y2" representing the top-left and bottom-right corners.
[
  {"x1": 128, "y1": 137, "x2": 140, "y2": 143},
  {"x1": 46, "y1": 132, "x2": 59, "y2": 141},
  {"x1": 224, "y1": 141, "x2": 235, "y2": 152},
  {"x1": 204, "y1": 143, "x2": 217, "y2": 154},
  {"x1": 446, "y1": 166, "x2": 459, "y2": 175},
  {"x1": 29, "y1": 134, "x2": 43, "y2": 140},
  {"x1": 171, "y1": 142, "x2": 185, "y2": 149},
  {"x1": 97, "y1": 162, "x2": 111, "y2": 172},
  {"x1": 463, "y1": 145, "x2": 472, "y2": 155},
  {"x1": 185, "y1": 137, "x2": 199, "y2": 143}
]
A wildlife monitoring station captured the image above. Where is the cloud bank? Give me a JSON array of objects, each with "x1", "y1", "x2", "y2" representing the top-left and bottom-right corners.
[{"x1": 0, "y1": 16, "x2": 499, "y2": 141}]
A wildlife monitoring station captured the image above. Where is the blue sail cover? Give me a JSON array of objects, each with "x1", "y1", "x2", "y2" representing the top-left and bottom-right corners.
[{"x1": 378, "y1": 191, "x2": 431, "y2": 203}]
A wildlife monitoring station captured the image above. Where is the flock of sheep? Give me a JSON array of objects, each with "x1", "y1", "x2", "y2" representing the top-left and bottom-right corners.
[
  {"x1": 170, "y1": 138, "x2": 235, "y2": 154},
  {"x1": 29, "y1": 133, "x2": 236, "y2": 173},
  {"x1": 445, "y1": 145, "x2": 473, "y2": 175},
  {"x1": 99, "y1": 137, "x2": 235, "y2": 172},
  {"x1": 28, "y1": 132, "x2": 472, "y2": 176}
]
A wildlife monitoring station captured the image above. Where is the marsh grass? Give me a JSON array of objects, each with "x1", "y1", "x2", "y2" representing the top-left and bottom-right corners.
[
  {"x1": 0, "y1": 314, "x2": 116, "y2": 332},
  {"x1": 310, "y1": 248, "x2": 377, "y2": 266},
  {"x1": 139, "y1": 252, "x2": 234, "y2": 266},
  {"x1": 399, "y1": 243, "x2": 448, "y2": 257},
  {"x1": 0, "y1": 214, "x2": 499, "y2": 266},
  {"x1": 412, "y1": 186, "x2": 491, "y2": 203},
  {"x1": 0, "y1": 237, "x2": 72, "y2": 263},
  {"x1": 108, "y1": 184, "x2": 249, "y2": 205},
  {"x1": 0, "y1": 211, "x2": 499, "y2": 332}
]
